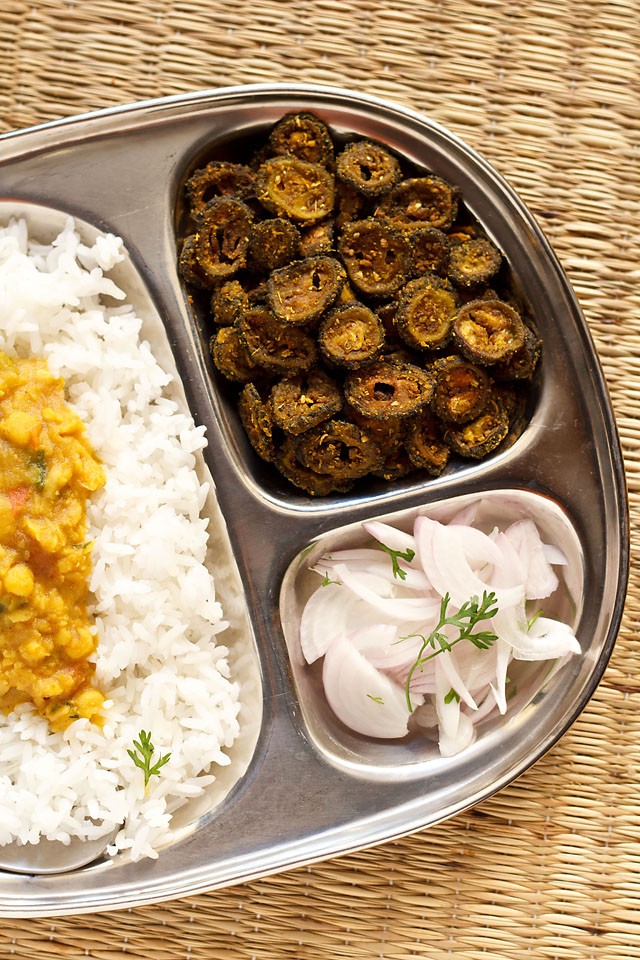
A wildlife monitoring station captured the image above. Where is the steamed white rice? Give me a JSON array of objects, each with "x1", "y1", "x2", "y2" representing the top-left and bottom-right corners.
[{"x1": 0, "y1": 217, "x2": 241, "y2": 861}]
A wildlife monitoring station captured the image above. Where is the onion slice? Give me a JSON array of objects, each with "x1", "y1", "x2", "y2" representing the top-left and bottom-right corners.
[{"x1": 322, "y1": 636, "x2": 420, "y2": 739}]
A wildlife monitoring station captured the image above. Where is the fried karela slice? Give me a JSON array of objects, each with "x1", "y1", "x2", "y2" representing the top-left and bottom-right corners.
[
  {"x1": 448, "y1": 237, "x2": 503, "y2": 289},
  {"x1": 376, "y1": 175, "x2": 459, "y2": 232},
  {"x1": 395, "y1": 276, "x2": 458, "y2": 351},
  {"x1": 270, "y1": 368, "x2": 342, "y2": 435},
  {"x1": 405, "y1": 409, "x2": 451, "y2": 476},
  {"x1": 194, "y1": 197, "x2": 254, "y2": 279},
  {"x1": 336, "y1": 140, "x2": 402, "y2": 197},
  {"x1": 185, "y1": 161, "x2": 256, "y2": 216},
  {"x1": 256, "y1": 156, "x2": 336, "y2": 223},
  {"x1": 210, "y1": 326, "x2": 260, "y2": 383},
  {"x1": 210, "y1": 279, "x2": 249, "y2": 326},
  {"x1": 318, "y1": 302, "x2": 385, "y2": 369},
  {"x1": 491, "y1": 324, "x2": 542, "y2": 381},
  {"x1": 268, "y1": 256, "x2": 345, "y2": 325},
  {"x1": 247, "y1": 217, "x2": 301, "y2": 272},
  {"x1": 430, "y1": 355, "x2": 492, "y2": 425},
  {"x1": 298, "y1": 219, "x2": 335, "y2": 258},
  {"x1": 238, "y1": 382, "x2": 276, "y2": 462},
  {"x1": 444, "y1": 396, "x2": 509, "y2": 458},
  {"x1": 178, "y1": 235, "x2": 213, "y2": 290},
  {"x1": 276, "y1": 436, "x2": 354, "y2": 496},
  {"x1": 344, "y1": 358, "x2": 434, "y2": 420},
  {"x1": 453, "y1": 298, "x2": 526, "y2": 365},
  {"x1": 238, "y1": 305, "x2": 317, "y2": 375},
  {"x1": 409, "y1": 226, "x2": 451, "y2": 277},
  {"x1": 268, "y1": 112, "x2": 335, "y2": 167},
  {"x1": 295, "y1": 419, "x2": 383, "y2": 480},
  {"x1": 338, "y1": 218, "x2": 411, "y2": 297}
]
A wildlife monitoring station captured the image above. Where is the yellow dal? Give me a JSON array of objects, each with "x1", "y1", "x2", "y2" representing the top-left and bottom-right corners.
[{"x1": 0, "y1": 352, "x2": 105, "y2": 731}]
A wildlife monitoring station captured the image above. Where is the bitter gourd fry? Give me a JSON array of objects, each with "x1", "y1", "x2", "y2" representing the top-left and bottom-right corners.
[
  {"x1": 295, "y1": 419, "x2": 383, "y2": 481},
  {"x1": 268, "y1": 256, "x2": 345, "y2": 325},
  {"x1": 491, "y1": 324, "x2": 542, "y2": 381},
  {"x1": 194, "y1": 197, "x2": 254, "y2": 279},
  {"x1": 210, "y1": 326, "x2": 260, "y2": 383},
  {"x1": 185, "y1": 161, "x2": 256, "y2": 216},
  {"x1": 453, "y1": 298, "x2": 526, "y2": 365},
  {"x1": 448, "y1": 237, "x2": 503, "y2": 289},
  {"x1": 178, "y1": 235, "x2": 213, "y2": 290},
  {"x1": 335, "y1": 181, "x2": 368, "y2": 230},
  {"x1": 376, "y1": 175, "x2": 459, "y2": 232},
  {"x1": 430, "y1": 355, "x2": 491, "y2": 425},
  {"x1": 409, "y1": 226, "x2": 451, "y2": 277},
  {"x1": 395, "y1": 275, "x2": 458, "y2": 351},
  {"x1": 336, "y1": 140, "x2": 402, "y2": 197},
  {"x1": 444, "y1": 396, "x2": 509, "y2": 458},
  {"x1": 270, "y1": 368, "x2": 342, "y2": 435},
  {"x1": 371, "y1": 445, "x2": 417, "y2": 481},
  {"x1": 256, "y1": 156, "x2": 335, "y2": 223},
  {"x1": 338, "y1": 219, "x2": 410, "y2": 297},
  {"x1": 405, "y1": 409, "x2": 451, "y2": 476},
  {"x1": 238, "y1": 382, "x2": 277, "y2": 463},
  {"x1": 318, "y1": 302, "x2": 385, "y2": 369},
  {"x1": 210, "y1": 280, "x2": 249, "y2": 326},
  {"x1": 344, "y1": 358, "x2": 434, "y2": 420},
  {"x1": 276, "y1": 435, "x2": 354, "y2": 497},
  {"x1": 347, "y1": 408, "x2": 406, "y2": 457},
  {"x1": 238, "y1": 305, "x2": 318, "y2": 375},
  {"x1": 298, "y1": 219, "x2": 335, "y2": 258},
  {"x1": 247, "y1": 217, "x2": 300, "y2": 272},
  {"x1": 268, "y1": 112, "x2": 335, "y2": 167}
]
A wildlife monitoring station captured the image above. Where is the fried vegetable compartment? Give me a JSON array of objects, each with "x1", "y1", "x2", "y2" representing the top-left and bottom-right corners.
[{"x1": 178, "y1": 110, "x2": 541, "y2": 495}]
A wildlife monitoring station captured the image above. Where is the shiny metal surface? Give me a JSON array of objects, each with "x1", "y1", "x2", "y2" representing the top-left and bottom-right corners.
[
  {"x1": 0, "y1": 83, "x2": 628, "y2": 917},
  {"x1": 0, "y1": 829, "x2": 120, "y2": 876}
]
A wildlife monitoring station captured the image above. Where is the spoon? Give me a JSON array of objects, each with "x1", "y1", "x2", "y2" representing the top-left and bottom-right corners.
[{"x1": 0, "y1": 826, "x2": 120, "y2": 875}]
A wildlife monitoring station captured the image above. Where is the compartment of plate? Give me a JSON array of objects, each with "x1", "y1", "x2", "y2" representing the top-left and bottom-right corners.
[{"x1": 280, "y1": 488, "x2": 584, "y2": 777}]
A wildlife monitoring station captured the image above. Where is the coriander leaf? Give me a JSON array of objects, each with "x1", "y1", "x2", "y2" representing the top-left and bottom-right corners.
[
  {"x1": 404, "y1": 591, "x2": 499, "y2": 711},
  {"x1": 378, "y1": 542, "x2": 416, "y2": 581},
  {"x1": 321, "y1": 573, "x2": 340, "y2": 587},
  {"x1": 128, "y1": 729, "x2": 171, "y2": 788}
]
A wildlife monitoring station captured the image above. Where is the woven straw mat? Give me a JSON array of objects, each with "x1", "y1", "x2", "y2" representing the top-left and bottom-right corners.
[{"x1": 1, "y1": 1, "x2": 639, "y2": 958}]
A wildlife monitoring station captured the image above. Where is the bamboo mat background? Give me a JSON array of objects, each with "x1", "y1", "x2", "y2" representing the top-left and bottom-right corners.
[{"x1": 1, "y1": 1, "x2": 639, "y2": 957}]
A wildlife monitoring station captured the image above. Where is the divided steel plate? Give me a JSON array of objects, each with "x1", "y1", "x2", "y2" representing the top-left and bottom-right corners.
[{"x1": 0, "y1": 84, "x2": 628, "y2": 917}]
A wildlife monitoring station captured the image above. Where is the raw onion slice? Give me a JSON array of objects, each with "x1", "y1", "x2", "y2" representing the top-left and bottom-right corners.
[
  {"x1": 333, "y1": 562, "x2": 441, "y2": 622},
  {"x1": 319, "y1": 552, "x2": 432, "y2": 592},
  {"x1": 436, "y1": 650, "x2": 478, "y2": 710},
  {"x1": 300, "y1": 582, "x2": 381, "y2": 663},
  {"x1": 322, "y1": 636, "x2": 420, "y2": 739},
  {"x1": 350, "y1": 624, "x2": 426, "y2": 672},
  {"x1": 415, "y1": 515, "x2": 523, "y2": 610},
  {"x1": 504, "y1": 519, "x2": 560, "y2": 599},
  {"x1": 434, "y1": 658, "x2": 476, "y2": 756},
  {"x1": 510, "y1": 615, "x2": 581, "y2": 661},
  {"x1": 363, "y1": 520, "x2": 416, "y2": 554},
  {"x1": 489, "y1": 637, "x2": 512, "y2": 714}
]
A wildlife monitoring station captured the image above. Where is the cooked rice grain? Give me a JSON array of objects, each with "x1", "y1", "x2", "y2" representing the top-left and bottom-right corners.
[{"x1": 0, "y1": 218, "x2": 241, "y2": 861}]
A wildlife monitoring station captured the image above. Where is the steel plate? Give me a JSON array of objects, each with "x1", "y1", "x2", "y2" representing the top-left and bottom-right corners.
[{"x1": 0, "y1": 83, "x2": 628, "y2": 917}]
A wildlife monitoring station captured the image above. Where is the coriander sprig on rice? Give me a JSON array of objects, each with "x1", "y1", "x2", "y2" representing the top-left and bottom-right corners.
[{"x1": 128, "y1": 730, "x2": 171, "y2": 788}]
